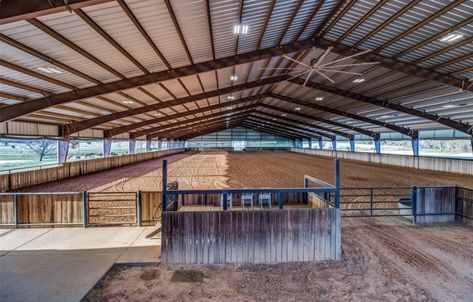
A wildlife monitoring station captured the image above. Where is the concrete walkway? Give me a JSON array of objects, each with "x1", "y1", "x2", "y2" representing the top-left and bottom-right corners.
[{"x1": 0, "y1": 227, "x2": 160, "y2": 302}]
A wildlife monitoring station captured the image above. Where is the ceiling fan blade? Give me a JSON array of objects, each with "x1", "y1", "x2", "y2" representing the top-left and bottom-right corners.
[
  {"x1": 318, "y1": 49, "x2": 372, "y2": 68},
  {"x1": 275, "y1": 69, "x2": 312, "y2": 86},
  {"x1": 324, "y1": 61, "x2": 380, "y2": 69},
  {"x1": 281, "y1": 54, "x2": 311, "y2": 68},
  {"x1": 313, "y1": 46, "x2": 333, "y2": 68},
  {"x1": 318, "y1": 68, "x2": 362, "y2": 75},
  {"x1": 313, "y1": 70, "x2": 335, "y2": 84},
  {"x1": 259, "y1": 67, "x2": 308, "y2": 70},
  {"x1": 303, "y1": 70, "x2": 315, "y2": 86}
]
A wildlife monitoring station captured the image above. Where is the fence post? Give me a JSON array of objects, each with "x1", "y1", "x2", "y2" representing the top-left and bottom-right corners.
[
  {"x1": 370, "y1": 188, "x2": 373, "y2": 216},
  {"x1": 82, "y1": 191, "x2": 88, "y2": 227},
  {"x1": 223, "y1": 192, "x2": 227, "y2": 211},
  {"x1": 13, "y1": 193, "x2": 18, "y2": 229},
  {"x1": 162, "y1": 160, "x2": 167, "y2": 213},
  {"x1": 411, "y1": 186, "x2": 417, "y2": 224},
  {"x1": 278, "y1": 191, "x2": 283, "y2": 209},
  {"x1": 334, "y1": 159, "x2": 340, "y2": 208},
  {"x1": 136, "y1": 191, "x2": 142, "y2": 227}
]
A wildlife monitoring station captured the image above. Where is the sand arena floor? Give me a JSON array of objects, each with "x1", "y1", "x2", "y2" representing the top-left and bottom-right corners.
[{"x1": 73, "y1": 151, "x2": 473, "y2": 301}]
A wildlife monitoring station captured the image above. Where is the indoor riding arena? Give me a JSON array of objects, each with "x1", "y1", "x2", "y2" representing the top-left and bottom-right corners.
[{"x1": 1, "y1": 1, "x2": 472, "y2": 302}]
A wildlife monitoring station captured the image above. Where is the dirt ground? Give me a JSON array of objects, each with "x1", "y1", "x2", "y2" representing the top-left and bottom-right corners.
[
  {"x1": 80, "y1": 151, "x2": 473, "y2": 302},
  {"x1": 22, "y1": 151, "x2": 473, "y2": 192}
]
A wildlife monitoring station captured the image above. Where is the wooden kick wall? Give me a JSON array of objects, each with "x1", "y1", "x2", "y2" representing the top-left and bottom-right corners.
[
  {"x1": 0, "y1": 149, "x2": 185, "y2": 192},
  {"x1": 415, "y1": 187, "x2": 456, "y2": 224},
  {"x1": 291, "y1": 148, "x2": 473, "y2": 175},
  {"x1": 161, "y1": 208, "x2": 341, "y2": 264},
  {"x1": 457, "y1": 187, "x2": 473, "y2": 226}
]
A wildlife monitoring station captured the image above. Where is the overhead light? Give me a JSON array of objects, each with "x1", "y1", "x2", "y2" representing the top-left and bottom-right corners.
[
  {"x1": 233, "y1": 25, "x2": 249, "y2": 35},
  {"x1": 315, "y1": 97, "x2": 324, "y2": 101},
  {"x1": 281, "y1": 114, "x2": 287, "y2": 117},
  {"x1": 227, "y1": 95, "x2": 235, "y2": 100},
  {"x1": 230, "y1": 75, "x2": 238, "y2": 81},
  {"x1": 272, "y1": 118, "x2": 277, "y2": 120},
  {"x1": 294, "y1": 107, "x2": 301, "y2": 111},
  {"x1": 155, "y1": 112, "x2": 162, "y2": 116},
  {"x1": 353, "y1": 78, "x2": 365, "y2": 83},
  {"x1": 442, "y1": 103, "x2": 467, "y2": 108},
  {"x1": 380, "y1": 114, "x2": 395, "y2": 118},
  {"x1": 440, "y1": 33, "x2": 464, "y2": 43},
  {"x1": 123, "y1": 100, "x2": 134, "y2": 104},
  {"x1": 37, "y1": 67, "x2": 62, "y2": 74},
  {"x1": 226, "y1": 106, "x2": 233, "y2": 110}
]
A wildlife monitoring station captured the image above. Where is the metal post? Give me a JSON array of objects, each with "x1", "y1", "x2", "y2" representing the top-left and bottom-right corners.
[
  {"x1": 162, "y1": 160, "x2": 168, "y2": 213},
  {"x1": 411, "y1": 186, "x2": 417, "y2": 224},
  {"x1": 13, "y1": 193, "x2": 18, "y2": 229},
  {"x1": 374, "y1": 138, "x2": 381, "y2": 154},
  {"x1": 278, "y1": 191, "x2": 283, "y2": 209},
  {"x1": 136, "y1": 191, "x2": 142, "y2": 227},
  {"x1": 370, "y1": 188, "x2": 373, "y2": 216},
  {"x1": 82, "y1": 191, "x2": 88, "y2": 227},
  {"x1": 411, "y1": 137, "x2": 419, "y2": 156},
  {"x1": 223, "y1": 192, "x2": 228, "y2": 211},
  {"x1": 332, "y1": 139, "x2": 337, "y2": 151},
  {"x1": 349, "y1": 138, "x2": 355, "y2": 152},
  {"x1": 334, "y1": 159, "x2": 340, "y2": 208},
  {"x1": 318, "y1": 138, "x2": 323, "y2": 149},
  {"x1": 181, "y1": 193, "x2": 185, "y2": 206}
]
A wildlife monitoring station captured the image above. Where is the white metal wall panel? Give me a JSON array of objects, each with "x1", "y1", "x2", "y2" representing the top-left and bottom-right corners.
[{"x1": 0, "y1": 121, "x2": 58, "y2": 136}]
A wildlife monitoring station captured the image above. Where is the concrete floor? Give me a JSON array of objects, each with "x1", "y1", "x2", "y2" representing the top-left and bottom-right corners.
[{"x1": 0, "y1": 226, "x2": 160, "y2": 302}]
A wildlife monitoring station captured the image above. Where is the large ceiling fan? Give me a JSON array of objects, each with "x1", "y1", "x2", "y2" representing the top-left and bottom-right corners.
[{"x1": 260, "y1": 46, "x2": 380, "y2": 86}]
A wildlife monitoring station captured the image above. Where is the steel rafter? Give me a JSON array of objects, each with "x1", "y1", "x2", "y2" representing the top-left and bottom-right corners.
[
  {"x1": 244, "y1": 118, "x2": 318, "y2": 139},
  {"x1": 288, "y1": 77, "x2": 473, "y2": 135},
  {"x1": 269, "y1": 92, "x2": 416, "y2": 137},
  {"x1": 158, "y1": 117, "x2": 245, "y2": 140},
  {"x1": 242, "y1": 120, "x2": 306, "y2": 140},
  {"x1": 130, "y1": 106, "x2": 256, "y2": 139}
]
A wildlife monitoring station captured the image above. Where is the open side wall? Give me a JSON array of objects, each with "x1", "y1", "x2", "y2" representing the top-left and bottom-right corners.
[{"x1": 291, "y1": 148, "x2": 473, "y2": 175}]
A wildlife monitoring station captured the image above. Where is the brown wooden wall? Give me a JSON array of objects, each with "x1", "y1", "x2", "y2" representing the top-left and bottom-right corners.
[
  {"x1": 161, "y1": 208, "x2": 341, "y2": 264},
  {"x1": 457, "y1": 187, "x2": 473, "y2": 226},
  {"x1": 415, "y1": 186, "x2": 456, "y2": 224},
  {"x1": 141, "y1": 191, "x2": 162, "y2": 226},
  {"x1": 0, "y1": 193, "x2": 83, "y2": 227},
  {"x1": 0, "y1": 149, "x2": 185, "y2": 192}
]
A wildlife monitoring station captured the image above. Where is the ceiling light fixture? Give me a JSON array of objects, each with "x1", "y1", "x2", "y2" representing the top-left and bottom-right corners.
[
  {"x1": 37, "y1": 67, "x2": 62, "y2": 74},
  {"x1": 230, "y1": 75, "x2": 238, "y2": 81},
  {"x1": 227, "y1": 95, "x2": 235, "y2": 100},
  {"x1": 233, "y1": 24, "x2": 249, "y2": 35},
  {"x1": 380, "y1": 114, "x2": 395, "y2": 119},
  {"x1": 226, "y1": 106, "x2": 233, "y2": 110},
  {"x1": 123, "y1": 100, "x2": 134, "y2": 104},
  {"x1": 353, "y1": 78, "x2": 365, "y2": 83},
  {"x1": 294, "y1": 107, "x2": 301, "y2": 111},
  {"x1": 315, "y1": 97, "x2": 324, "y2": 101},
  {"x1": 442, "y1": 103, "x2": 467, "y2": 108},
  {"x1": 281, "y1": 114, "x2": 287, "y2": 117},
  {"x1": 440, "y1": 33, "x2": 464, "y2": 43}
]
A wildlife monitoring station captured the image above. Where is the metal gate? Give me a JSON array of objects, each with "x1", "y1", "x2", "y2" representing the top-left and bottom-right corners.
[{"x1": 87, "y1": 192, "x2": 138, "y2": 226}]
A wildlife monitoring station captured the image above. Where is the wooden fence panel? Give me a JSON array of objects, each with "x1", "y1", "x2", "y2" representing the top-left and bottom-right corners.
[
  {"x1": 17, "y1": 194, "x2": 83, "y2": 226},
  {"x1": 415, "y1": 187, "x2": 456, "y2": 224},
  {"x1": 1, "y1": 149, "x2": 185, "y2": 192},
  {"x1": 457, "y1": 187, "x2": 473, "y2": 226},
  {"x1": 141, "y1": 191, "x2": 162, "y2": 226},
  {"x1": 161, "y1": 208, "x2": 341, "y2": 264},
  {"x1": 0, "y1": 195, "x2": 14, "y2": 225}
]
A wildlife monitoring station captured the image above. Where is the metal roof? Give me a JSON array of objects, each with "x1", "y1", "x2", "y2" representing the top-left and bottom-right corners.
[{"x1": 0, "y1": 0, "x2": 472, "y2": 140}]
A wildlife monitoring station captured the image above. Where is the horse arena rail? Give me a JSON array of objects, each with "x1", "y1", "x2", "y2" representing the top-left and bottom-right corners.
[{"x1": 0, "y1": 148, "x2": 185, "y2": 192}]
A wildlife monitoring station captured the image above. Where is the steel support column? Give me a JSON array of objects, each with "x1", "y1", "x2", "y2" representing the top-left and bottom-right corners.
[
  {"x1": 374, "y1": 138, "x2": 381, "y2": 154},
  {"x1": 129, "y1": 140, "x2": 136, "y2": 154},
  {"x1": 103, "y1": 138, "x2": 112, "y2": 157},
  {"x1": 349, "y1": 138, "x2": 355, "y2": 152},
  {"x1": 57, "y1": 138, "x2": 69, "y2": 164},
  {"x1": 308, "y1": 138, "x2": 313, "y2": 149},
  {"x1": 318, "y1": 138, "x2": 323, "y2": 149},
  {"x1": 146, "y1": 140, "x2": 151, "y2": 152},
  {"x1": 412, "y1": 137, "x2": 419, "y2": 157},
  {"x1": 332, "y1": 139, "x2": 337, "y2": 151},
  {"x1": 158, "y1": 140, "x2": 162, "y2": 150}
]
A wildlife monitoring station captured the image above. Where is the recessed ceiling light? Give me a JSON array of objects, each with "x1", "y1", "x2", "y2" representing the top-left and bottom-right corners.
[
  {"x1": 315, "y1": 97, "x2": 324, "y2": 101},
  {"x1": 230, "y1": 75, "x2": 238, "y2": 81},
  {"x1": 281, "y1": 113, "x2": 287, "y2": 117},
  {"x1": 353, "y1": 78, "x2": 365, "y2": 83},
  {"x1": 380, "y1": 114, "x2": 395, "y2": 118},
  {"x1": 123, "y1": 100, "x2": 134, "y2": 104},
  {"x1": 227, "y1": 95, "x2": 235, "y2": 100},
  {"x1": 442, "y1": 103, "x2": 466, "y2": 108},
  {"x1": 294, "y1": 107, "x2": 301, "y2": 111},
  {"x1": 37, "y1": 67, "x2": 62, "y2": 74},
  {"x1": 233, "y1": 24, "x2": 249, "y2": 35},
  {"x1": 272, "y1": 118, "x2": 277, "y2": 120},
  {"x1": 440, "y1": 33, "x2": 464, "y2": 43},
  {"x1": 226, "y1": 106, "x2": 233, "y2": 110}
]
